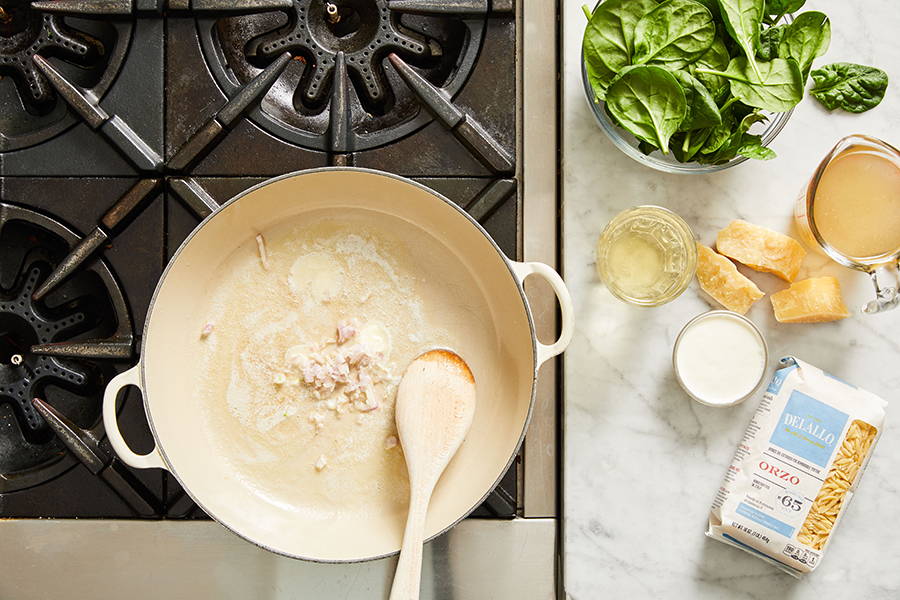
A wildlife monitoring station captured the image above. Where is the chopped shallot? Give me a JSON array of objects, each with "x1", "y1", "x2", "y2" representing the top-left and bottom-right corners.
[
  {"x1": 308, "y1": 413, "x2": 324, "y2": 433},
  {"x1": 314, "y1": 454, "x2": 328, "y2": 471},
  {"x1": 255, "y1": 234, "x2": 269, "y2": 270},
  {"x1": 272, "y1": 372, "x2": 286, "y2": 386},
  {"x1": 384, "y1": 435, "x2": 398, "y2": 450},
  {"x1": 336, "y1": 320, "x2": 358, "y2": 344},
  {"x1": 357, "y1": 400, "x2": 379, "y2": 412},
  {"x1": 200, "y1": 322, "x2": 214, "y2": 338}
]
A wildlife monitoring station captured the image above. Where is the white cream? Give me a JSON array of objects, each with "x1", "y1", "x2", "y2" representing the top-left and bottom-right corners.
[{"x1": 674, "y1": 312, "x2": 766, "y2": 406}]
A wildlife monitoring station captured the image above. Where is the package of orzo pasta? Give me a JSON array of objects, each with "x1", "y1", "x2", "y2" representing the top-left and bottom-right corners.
[{"x1": 707, "y1": 356, "x2": 887, "y2": 577}]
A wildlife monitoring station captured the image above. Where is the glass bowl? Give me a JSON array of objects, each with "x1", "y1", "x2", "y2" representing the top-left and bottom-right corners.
[{"x1": 580, "y1": 43, "x2": 793, "y2": 175}]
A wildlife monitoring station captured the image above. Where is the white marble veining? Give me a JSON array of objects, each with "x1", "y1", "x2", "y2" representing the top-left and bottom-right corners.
[{"x1": 562, "y1": 1, "x2": 900, "y2": 597}]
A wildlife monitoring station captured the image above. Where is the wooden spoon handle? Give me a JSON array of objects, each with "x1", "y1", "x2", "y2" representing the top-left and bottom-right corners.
[{"x1": 389, "y1": 491, "x2": 430, "y2": 600}]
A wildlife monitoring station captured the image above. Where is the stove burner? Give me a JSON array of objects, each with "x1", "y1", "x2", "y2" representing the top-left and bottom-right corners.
[
  {"x1": 0, "y1": 2, "x2": 101, "y2": 110},
  {"x1": 0, "y1": 203, "x2": 132, "y2": 492},
  {"x1": 198, "y1": 1, "x2": 484, "y2": 151},
  {"x1": 250, "y1": 0, "x2": 428, "y2": 108},
  {"x1": 0, "y1": 5, "x2": 131, "y2": 151}
]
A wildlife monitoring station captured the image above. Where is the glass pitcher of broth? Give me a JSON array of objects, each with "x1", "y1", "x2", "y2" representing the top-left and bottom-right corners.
[{"x1": 795, "y1": 135, "x2": 900, "y2": 314}]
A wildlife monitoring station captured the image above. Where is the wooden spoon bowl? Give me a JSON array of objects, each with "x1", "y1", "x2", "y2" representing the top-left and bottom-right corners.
[{"x1": 389, "y1": 349, "x2": 477, "y2": 600}]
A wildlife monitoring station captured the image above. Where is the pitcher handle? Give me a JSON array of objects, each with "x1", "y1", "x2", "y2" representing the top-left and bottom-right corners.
[{"x1": 862, "y1": 263, "x2": 900, "y2": 314}]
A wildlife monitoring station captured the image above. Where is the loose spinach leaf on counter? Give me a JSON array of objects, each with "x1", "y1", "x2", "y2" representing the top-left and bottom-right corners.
[
  {"x1": 583, "y1": 0, "x2": 659, "y2": 99},
  {"x1": 715, "y1": 0, "x2": 765, "y2": 76},
  {"x1": 632, "y1": 0, "x2": 716, "y2": 70},
  {"x1": 672, "y1": 70, "x2": 723, "y2": 131},
  {"x1": 697, "y1": 56, "x2": 803, "y2": 112},
  {"x1": 778, "y1": 11, "x2": 830, "y2": 80},
  {"x1": 810, "y1": 63, "x2": 889, "y2": 113},
  {"x1": 605, "y1": 65, "x2": 687, "y2": 152},
  {"x1": 756, "y1": 24, "x2": 785, "y2": 61}
]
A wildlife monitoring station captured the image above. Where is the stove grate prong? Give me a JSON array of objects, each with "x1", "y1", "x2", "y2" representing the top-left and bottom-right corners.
[
  {"x1": 31, "y1": 0, "x2": 133, "y2": 14},
  {"x1": 328, "y1": 51, "x2": 353, "y2": 166},
  {"x1": 32, "y1": 0, "x2": 293, "y2": 15},
  {"x1": 32, "y1": 178, "x2": 162, "y2": 301},
  {"x1": 168, "y1": 52, "x2": 292, "y2": 171},
  {"x1": 388, "y1": 0, "x2": 488, "y2": 15},
  {"x1": 169, "y1": 178, "x2": 220, "y2": 219},
  {"x1": 31, "y1": 398, "x2": 107, "y2": 474},
  {"x1": 31, "y1": 228, "x2": 107, "y2": 301},
  {"x1": 31, "y1": 338, "x2": 133, "y2": 360},
  {"x1": 466, "y1": 178, "x2": 517, "y2": 223},
  {"x1": 31, "y1": 56, "x2": 164, "y2": 172},
  {"x1": 187, "y1": 0, "x2": 294, "y2": 11},
  {"x1": 32, "y1": 397, "x2": 162, "y2": 517},
  {"x1": 387, "y1": 53, "x2": 514, "y2": 174}
]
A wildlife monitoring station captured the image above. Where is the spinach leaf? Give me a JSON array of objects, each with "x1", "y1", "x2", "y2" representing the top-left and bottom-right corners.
[
  {"x1": 700, "y1": 109, "x2": 774, "y2": 163},
  {"x1": 605, "y1": 65, "x2": 687, "y2": 153},
  {"x1": 632, "y1": 0, "x2": 716, "y2": 70},
  {"x1": 778, "y1": 11, "x2": 830, "y2": 79},
  {"x1": 671, "y1": 128, "x2": 713, "y2": 161},
  {"x1": 737, "y1": 135, "x2": 777, "y2": 159},
  {"x1": 638, "y1": 140, "x2": 657, "y2": 155},
  {"x1": 692, "y1": 0, "x2": 720, "y2": 19},
  {"x1": 737, "y1": 109, "x2": 769, "y2": 132},
  {"x1": 764, "y1": 0, "x2": 805, "y2": 18},
  {"x1": 697, "y1": 56, "x2": 803, "y2": 112},
  {"x1": 810, "y1": 63, "x2": 889, "y2": 113},
  {"x1": 716, "y1": 0, "x2": 764, "y2": 77},
  {"x1": 584, "y1": 52, "x2": 618, "y2": 101},
  {"x1": 756, "y1": 24, "x2": 785, "y2": 61},
  {"x1": 583, "y1": 0, "x2": 659, "y2": 75},
  {"x1": 699, "y1": 115, "x2": 734, "y2": 155},
  {"x1": 691, "y1": 37, "x2": 731, "y2": 99},
  {"x1": 672, "y1": 70, "x2": 722, "y2": 130}
]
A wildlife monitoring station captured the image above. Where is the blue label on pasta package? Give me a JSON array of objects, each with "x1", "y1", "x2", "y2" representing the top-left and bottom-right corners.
[
  {"x1": 767, "y1": 363, "x2": 798, "y2": 394},
  {"x1": 736, "y1": 502, "x2": 795, "y2": 537},
  {"x1": 770, "y1": 390, "x2": 849, "y2": 468}
]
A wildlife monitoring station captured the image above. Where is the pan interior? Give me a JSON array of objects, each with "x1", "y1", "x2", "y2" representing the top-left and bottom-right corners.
[{"x1": 143, "y1": 170, "x2": 535, "y2": 561}]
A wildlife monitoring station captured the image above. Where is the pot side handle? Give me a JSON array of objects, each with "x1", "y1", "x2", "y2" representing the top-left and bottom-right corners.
[
  {"x1": 509, "y1": 261, "x2": 574, "y2": 366},
  {"x1": 102, "y1": 365, "x2": 167, "y2": 470}
]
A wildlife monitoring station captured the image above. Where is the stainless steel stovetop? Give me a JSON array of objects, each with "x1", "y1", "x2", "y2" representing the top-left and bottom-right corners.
[{"x1": 0, "y1": 0, "x2": 558, "y2": 596}]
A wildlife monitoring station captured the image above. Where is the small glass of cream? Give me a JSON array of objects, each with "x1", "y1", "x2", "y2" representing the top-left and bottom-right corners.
[{"x1": 673, "y1": 311, "x2": 768, "y2": 407}]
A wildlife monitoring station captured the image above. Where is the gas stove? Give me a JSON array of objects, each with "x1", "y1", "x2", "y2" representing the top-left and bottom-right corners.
[{"x1": 0, "y1": 0, "x2": 558, "y2": 597}]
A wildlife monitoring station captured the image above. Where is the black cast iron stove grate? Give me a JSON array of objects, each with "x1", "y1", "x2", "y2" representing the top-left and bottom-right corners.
[
  {"x1": 0, "y1": 1, "x2": 131, "y2": 151},
  {"x1": 0, "y1": 0, "x2": 520, "y2": 520},
  {"x1": 199, "y1": 0, "x2": 486, "y2": 154},
  {"x1": 0, "y1": 202, "x2": 132, "y2": 492}
]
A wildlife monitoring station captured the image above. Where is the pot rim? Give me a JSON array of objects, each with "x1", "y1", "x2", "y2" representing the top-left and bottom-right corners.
[{"x1": 137, "y1": 166, "x2": 542, "y2": 562}]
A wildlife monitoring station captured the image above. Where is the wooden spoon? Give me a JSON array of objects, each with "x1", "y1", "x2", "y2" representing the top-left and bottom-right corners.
[{"x1": 389, "y1": 349, "x2": 477, "y2": 600}]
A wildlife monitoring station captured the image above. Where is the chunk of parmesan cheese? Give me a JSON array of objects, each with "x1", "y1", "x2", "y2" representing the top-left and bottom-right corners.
[
  {"x1": 696, "y1": 243, "x2": 764, "y2": 315},
  {"x1": 770, "y1": 277, "x2": 850, "y2": 323},
  {"x1": 716, "y1": 220, "x2": 806, "y2": 282}
]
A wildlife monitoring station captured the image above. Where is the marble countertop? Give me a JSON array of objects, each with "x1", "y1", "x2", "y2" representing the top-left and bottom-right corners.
[{"x1": 561, "y1": 0, "x2": 900, "y2": 598}]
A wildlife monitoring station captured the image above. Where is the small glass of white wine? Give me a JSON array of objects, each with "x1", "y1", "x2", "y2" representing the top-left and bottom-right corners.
[{"x1": 595, "y1": 205, "x2": 697, "y2": 306}]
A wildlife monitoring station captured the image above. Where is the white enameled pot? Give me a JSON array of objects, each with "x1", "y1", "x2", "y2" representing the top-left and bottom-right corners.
[{"x1": 102, "y1": 168, "x2": 573, "y2": 562}]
